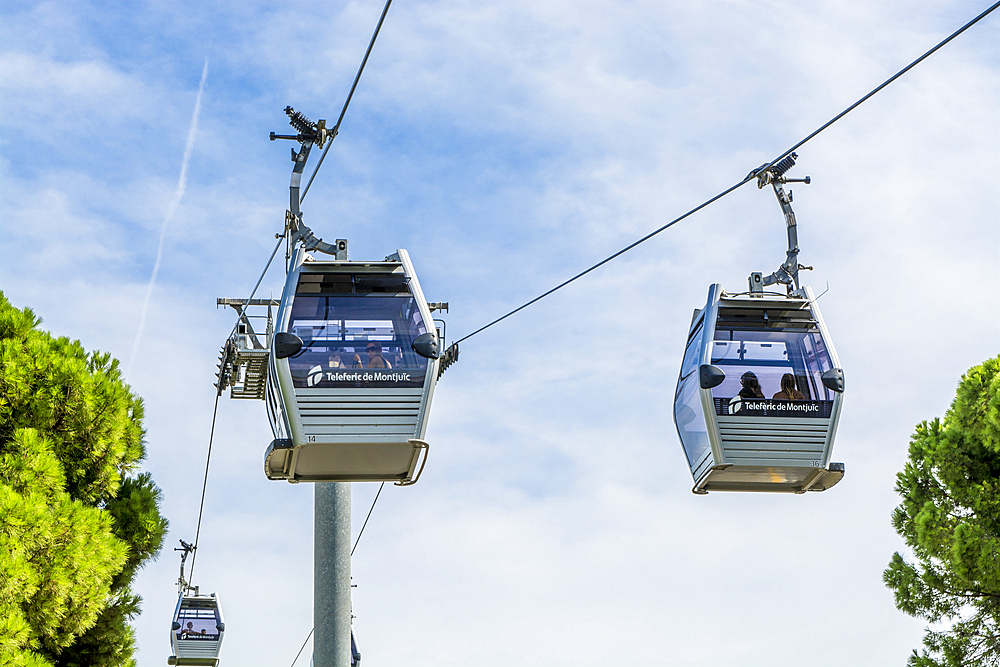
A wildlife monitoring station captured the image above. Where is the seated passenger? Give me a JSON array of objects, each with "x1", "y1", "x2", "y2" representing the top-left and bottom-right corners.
[
  {"x1": 366, "y1": 342, "x2": 392, "y2": 369},
  {"x1": 772, "y1": 373, "x2": 806, "y2": 400},
  {"x1": 738, "y1": 371, "x2": 765, "y2": 399}
]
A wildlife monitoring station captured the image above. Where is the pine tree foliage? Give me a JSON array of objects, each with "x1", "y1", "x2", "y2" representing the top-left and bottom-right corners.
[
  {"x1": 0, "y1": 292, "x2": 168, "y2": 666},
  {"x1": 885, "y1": 355, "x2": 1000, "y2": 667},
  {"x1": 0, "y1": 429, "x2": 129, "y2": 664}
]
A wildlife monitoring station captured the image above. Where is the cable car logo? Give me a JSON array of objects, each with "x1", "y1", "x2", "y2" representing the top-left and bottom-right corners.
[
  {"x1": 307, "y1": 365, "x2": 324, "y2": 387},
  {"x1": 722, "y1": 396, "x2": 830, "y2": 417}
]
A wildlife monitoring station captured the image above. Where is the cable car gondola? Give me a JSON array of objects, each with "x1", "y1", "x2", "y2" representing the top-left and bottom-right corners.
[
  {"x1": 169, "y1": 542, "x2": 225, "y2": 666},
  {"x1": 265, "y1": 245, "x2": 450, "y2": 484},
  {"x1": 673, "y1": 155, "x2": 845, "y2": 494},
  {"x1": 262, "y1": 108, "x2": 456, "y2": 484},
  {"x1": 169, "y1": 593, "x2": 225, "y2": 666}
]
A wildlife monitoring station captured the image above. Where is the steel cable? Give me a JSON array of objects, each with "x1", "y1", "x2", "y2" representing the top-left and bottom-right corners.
[
  {"x1": 225, "y1": 235, "x2": 284, "y2": 340},
  {"x1": 188, "y1": 235, "x2": 284, "y2": 585},
  {"x1": 289, "y1": 628, "x2": 315, "y2": 667},
  {"x1": 454, "y1": 0, "x2": 1000, "y2": 345},
  {"x1": 186, "y1": 391, "x2": 221, "y2": 585},
  {"x1": 301, "y1": 0, "x2": 394, "y2": 204},
  {"x1": 352, "y1": 481, "x2": 385, "y2": 557}
]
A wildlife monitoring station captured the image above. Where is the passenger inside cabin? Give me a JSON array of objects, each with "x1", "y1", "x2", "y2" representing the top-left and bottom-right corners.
[
  {"x1": 772, "y1": 373, "x2": 806, "y2": 400},
  {"x1": 738, "y1": 371, "x2": 765, "y2": 399},
  {"x1": 366, "y1": 342, "x2": 392, "y2": 369}
]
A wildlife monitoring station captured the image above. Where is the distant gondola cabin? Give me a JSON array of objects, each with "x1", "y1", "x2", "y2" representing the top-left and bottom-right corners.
[
  {"x1": 168, "y1": 593, "x2": 224, "y2": 666},
  {"x1": 673, "y1": 283, "x2": 845, "y2": 493}
]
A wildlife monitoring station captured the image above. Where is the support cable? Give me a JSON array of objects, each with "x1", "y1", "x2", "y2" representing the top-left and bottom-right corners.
[
  {"x1": 300, "y1": 0, "x2": 394, "y2": 204},
  {"x1": 187, "y1": 391, "x2": 221, "y2": 584},
  {"x1": 454, "y1": 180, "x2": 747, "y2": 344},
  {"x1": 226, "y1": 235, "x2": 284, "y2": 340},
  {"x1": 289, "y1": 628, "x2": 315, "y2": 667},
  {"x1": 189, "y1": 236, "x2": 283, "y2": 585},
  {"x1": 453, "y1": 0, "x2": 1000, "y2": 345},
  {"x1": 770, "y1": 0, "x2": 1000, "y2": 170},
  {"x1": 352, "y1": 481, "x2": 385, "y2": 557}
]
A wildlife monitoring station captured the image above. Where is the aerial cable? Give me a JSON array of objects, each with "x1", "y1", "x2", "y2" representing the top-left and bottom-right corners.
[
  {"x1": 186, "y1": 391, "x2": 221, "y2": 585},
  {"x1": 243, "y1": 236, "x2": 284, "y2": 312},
  {"x1": 187, "y1": 235, "x2": 284, "y2": 585},
  {"x1": 453, "y1": 0, "x2": 1000, "y2": 345},
  {"x1": 453, "y1": 180, "x2": 747, "y2": 345},
  {"x1": 352, "y1": 481, "x2": 385, "y2": 557},
  {"x1": 226, "y1": 235, "x2": 284, "y2": 340},
  {"x1": 300, "y1": 0, "x2": 394, "y2": 204},
  {"x1": 288, "y1": 628, "x2": 315, "y2": 667},
  {"x1": 770, "y1": 0, "x2": 1000, "y2": 170}
]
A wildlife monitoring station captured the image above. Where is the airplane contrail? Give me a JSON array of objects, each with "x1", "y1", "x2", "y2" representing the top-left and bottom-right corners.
[{"x1": 128, "y1": 59, "x2": 209, "y2": 374}]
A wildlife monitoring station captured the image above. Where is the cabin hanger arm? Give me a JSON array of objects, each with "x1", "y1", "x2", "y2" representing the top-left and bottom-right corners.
[
  {"x1": 747, "y1": 153, "x2": 813, "y2": 294},
  {"x1": 271, "y1": 107, "x2": 347, "y2": 260}
]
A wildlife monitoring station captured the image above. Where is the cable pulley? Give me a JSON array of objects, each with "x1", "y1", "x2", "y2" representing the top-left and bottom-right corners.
[{"x1": 215, "y1": 339, "x2": 237, "y2": 397}]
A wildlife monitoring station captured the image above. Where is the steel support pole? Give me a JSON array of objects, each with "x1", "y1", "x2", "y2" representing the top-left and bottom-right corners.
[{"x1": 314, "y1": 482, "x2": 352, "y2": 667}]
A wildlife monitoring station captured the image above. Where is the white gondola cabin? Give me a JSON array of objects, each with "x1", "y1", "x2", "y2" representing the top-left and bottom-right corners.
[
  {"x1": 168, "y1": 592, "x2": 225, "y2": 666},
  {"x1": 674, "y1": 283, "x2": 845, "y2": 493},
  {"x1": 264, "y1": 248, "x2": 446, "y2": 484}
]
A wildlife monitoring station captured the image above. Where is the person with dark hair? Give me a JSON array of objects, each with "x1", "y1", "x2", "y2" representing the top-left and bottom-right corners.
[
  {"x1": 366, "y1": 341, "x2": 392, "y2": 369},
  {"x1": 738, "y1": 371, "x2": 765, "y2": 399},
  {"x1": 772, "y1": 373, "x2": 806, "y2": 400}
]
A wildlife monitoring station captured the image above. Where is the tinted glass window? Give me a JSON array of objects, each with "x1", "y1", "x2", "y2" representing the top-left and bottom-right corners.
[
  {"x1": 708, "y1": 327, "x2": 835, "y2": 413},
  {"x1": 287, "y1": 294, "x2": 428, "y2": 388},
  {"x1": 176, "y1": 605, "x2": 220, "y2": 640},
  {"x1": 679, "y1": 319, "x2": 704, "y2": 380},
  {"x1": 716, "y1": 306, "x2": 818, "y2": 332},
  {"x1": 296, "y1": 272, "x2": 409, "y2": 294},
  {"x1": 674, "y1": 374, "x2": 710, "y2": 468}
]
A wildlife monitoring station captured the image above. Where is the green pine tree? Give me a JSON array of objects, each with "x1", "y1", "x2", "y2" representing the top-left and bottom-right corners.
[
  {"x1": 885, "y1": 355, "x2": 1000, "y2": 667},
  {"x1": 0, "y1": 291, "x2": 168, "y2": 667}
]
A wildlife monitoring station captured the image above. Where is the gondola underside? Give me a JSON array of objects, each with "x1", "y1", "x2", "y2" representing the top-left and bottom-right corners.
[
  {"x1": 265, "y1": 386, "x2": 429, "y2": 482},
  {"x1": 691, "y1": 414, "x2": 844, "y2": 493}
]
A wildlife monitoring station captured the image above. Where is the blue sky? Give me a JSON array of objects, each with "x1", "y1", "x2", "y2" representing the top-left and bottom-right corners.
[{"x1": 2, "y1": 1, "x2": 999, "y2": 666}]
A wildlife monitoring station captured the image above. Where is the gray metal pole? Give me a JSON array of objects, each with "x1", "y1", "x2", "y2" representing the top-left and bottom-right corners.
[{"x1": 314, "y1": 482, "x2": 352, "y2": 667}]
